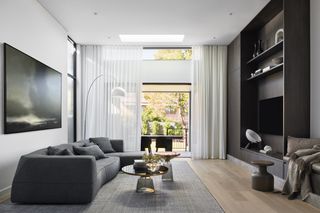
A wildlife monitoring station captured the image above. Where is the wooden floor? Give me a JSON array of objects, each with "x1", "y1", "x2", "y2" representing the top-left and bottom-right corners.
[{"x1": 187, "y1": 159, "x2": 320, "y2": 213}]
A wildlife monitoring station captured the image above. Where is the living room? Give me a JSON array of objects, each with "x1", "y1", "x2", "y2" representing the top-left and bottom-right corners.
[{"x1": 0, "y1": 0, "x2": 320, "y2": 212}]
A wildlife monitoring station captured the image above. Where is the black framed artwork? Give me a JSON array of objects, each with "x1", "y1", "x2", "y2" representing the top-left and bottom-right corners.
[{"x1": 4, "y1": 43, "x2": 62, "y2": 134}]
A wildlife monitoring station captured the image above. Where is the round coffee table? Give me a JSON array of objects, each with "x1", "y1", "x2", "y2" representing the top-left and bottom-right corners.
[
  {"x1": 251, "y1": 160, "x2": 274, "y2": 192},
  {"x1": 156, "y1": 152, "x2": 180, "y2": 181},
  {"x1": 122, "y1": 165, "x2": 168, "y2": 193}
]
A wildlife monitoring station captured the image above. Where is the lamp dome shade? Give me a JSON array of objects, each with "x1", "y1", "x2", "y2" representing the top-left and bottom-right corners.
[
  {"x1": 111, "y1": 87, "x2": 126, "y2": 97},
  {"x1": 246, "y1": 129, "x2": 261, "y2": 143}
]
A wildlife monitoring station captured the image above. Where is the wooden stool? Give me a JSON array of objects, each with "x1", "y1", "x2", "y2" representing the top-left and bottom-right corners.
[{"x1": 251, "y1": 160, "x2": 274, "y2": 192}]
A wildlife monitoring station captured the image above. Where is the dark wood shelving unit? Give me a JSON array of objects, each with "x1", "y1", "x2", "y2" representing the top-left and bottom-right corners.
[
  {"x1": 247, "y1": 40, "x2": 283, "y2": 65},
  {"x1": 227, "y1": 0, "x2": 310, "y2": 179},
  {"x1": 247, "y1": 63, "x2": 283, "y2": 81}
]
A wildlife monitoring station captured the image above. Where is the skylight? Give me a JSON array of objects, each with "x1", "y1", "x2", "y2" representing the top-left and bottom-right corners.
[{"x1": 119, "y1": 35, "x2": 184, "y2": 43}]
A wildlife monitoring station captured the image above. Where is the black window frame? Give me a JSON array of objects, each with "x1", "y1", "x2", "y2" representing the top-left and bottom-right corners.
[{"x1": 67, "y1": 36, "x2": 77, "y2": 142}]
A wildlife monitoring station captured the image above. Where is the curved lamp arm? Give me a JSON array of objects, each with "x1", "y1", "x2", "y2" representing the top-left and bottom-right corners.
[{"x1": 83, "y1": 74, "x2": 103, "y2": 139}]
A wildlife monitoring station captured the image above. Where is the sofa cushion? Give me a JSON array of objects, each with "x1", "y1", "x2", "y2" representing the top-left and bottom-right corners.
[
  {"x1": 284, "y1": 155, "x2": 320, "y2": 175},
  {"x1": 286, "y1": 136, "x2": 320, "y2": 156},
  {"x1": 312, "y1": 163, "x2": 320, "y2": 175},
  {"x1": 47, "y1": 146, "x2": 74, "y2": 156},
  {"x1": 110, "y1": 140, "x2": 124, "y2": 152},
  {"x1": 95, "y1": 156, "x2": 120, "y2": 187},
  {"x1": 89, "y1": 137, "x2": 115, "y2": 153},
  {"x1": 105, "y1": 151, "x2": 144, "y2": 167},
  {"x1": 73, "y1": 145, "x2": 105, "y2": 160}
]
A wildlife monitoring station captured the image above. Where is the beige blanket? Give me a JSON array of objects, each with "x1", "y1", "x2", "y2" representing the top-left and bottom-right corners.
[{"x1": 282, "y1": 145, "x2": 320, "y2": 200}]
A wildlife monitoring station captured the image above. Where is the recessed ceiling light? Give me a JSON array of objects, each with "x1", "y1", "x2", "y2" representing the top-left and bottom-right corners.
[{"x1": 119, "y1": 34, "x2": 184, "y2": 42}]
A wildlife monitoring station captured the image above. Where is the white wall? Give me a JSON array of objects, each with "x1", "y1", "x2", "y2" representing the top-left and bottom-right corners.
[
  {"x1": 0, "y1": 0, "x2": 67, "y2": 193},
  {"x1": 311, "y1": 0, "x2": 320, "y2": 138},
  {"x1": 142, "y1": 60, "x2": 191, "y2": 83}
]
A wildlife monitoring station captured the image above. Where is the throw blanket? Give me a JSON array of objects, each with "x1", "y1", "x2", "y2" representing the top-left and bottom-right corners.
[{"x1": 282, "y1": 145, "x2": 320, "y2": 200}]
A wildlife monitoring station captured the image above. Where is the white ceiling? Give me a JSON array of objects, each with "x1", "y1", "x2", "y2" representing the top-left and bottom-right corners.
[{"x1": 38, "y1": 0, "x2": 270, "y2": 45}]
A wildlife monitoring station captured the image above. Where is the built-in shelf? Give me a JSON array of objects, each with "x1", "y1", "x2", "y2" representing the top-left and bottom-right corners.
[
  {"x1": 247, "y1": 63, "x2": 283, "y2": 81},
  {"x1": 247, "y1": 40, "x2": 284, "y2": 65},
  {"x1": 240, "y1": 147, "x2": 283, "y2": 161}
]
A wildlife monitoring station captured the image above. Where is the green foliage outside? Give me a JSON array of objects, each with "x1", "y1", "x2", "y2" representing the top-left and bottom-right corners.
[
  {"x1": 154, "y1": 49, "x2": 192, "y2": 60},
  {"x1": 141, "y1": 93, "x2": 189, "y2": 136}
]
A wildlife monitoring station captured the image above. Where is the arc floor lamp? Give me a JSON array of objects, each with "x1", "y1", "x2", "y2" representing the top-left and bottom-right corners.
[{"x1": 83, "y1": 74, "x2": 126, "y2": 139}]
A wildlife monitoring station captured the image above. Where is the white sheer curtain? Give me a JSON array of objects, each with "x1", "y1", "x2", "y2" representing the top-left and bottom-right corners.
[
  {"x1": 80, "y1": 45, "x2": 143, "y2": 151},
  {"x1": 191, "y1": 46, "x2": 228, "y2": 159}
]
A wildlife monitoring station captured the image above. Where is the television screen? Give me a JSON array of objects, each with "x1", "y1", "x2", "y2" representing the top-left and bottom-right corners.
[
  {"x1": 4, "y1": 43, "x2": 62, "y2": 134},
  {"x1": 259, "y1": 96, "x2": 283, "y2": 135}
]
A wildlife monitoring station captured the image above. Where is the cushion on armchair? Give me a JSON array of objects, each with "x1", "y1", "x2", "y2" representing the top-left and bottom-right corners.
[{"x1": 286, "y1": 136, "x2": 320, "y2": 156}]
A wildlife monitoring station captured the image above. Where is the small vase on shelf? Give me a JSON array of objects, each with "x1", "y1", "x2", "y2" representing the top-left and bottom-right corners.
[
  {"x1": 256, "y1": 40, "x2": 264, "y2": 55},
  {"x1": 253, "y1": 43, "x2": 257, "y2": 58}
]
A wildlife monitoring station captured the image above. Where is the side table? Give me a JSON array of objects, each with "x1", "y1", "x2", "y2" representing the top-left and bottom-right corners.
[
  {"x1": 156, "y1": 152, "x2": 180, "y2": 181},
  {"x1": 251, "y1": 160, "x2": 274, "y2": 192}
]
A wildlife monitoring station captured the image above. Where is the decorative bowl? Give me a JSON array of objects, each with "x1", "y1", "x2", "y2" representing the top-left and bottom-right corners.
[{"x1": 146, "y1": 162, "x2": 161, "y2": 172}]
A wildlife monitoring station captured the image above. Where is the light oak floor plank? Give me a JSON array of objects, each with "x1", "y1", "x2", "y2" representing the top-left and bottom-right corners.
[{"x1": 187, "y1": 159, "x2": 320, "y2": 213}]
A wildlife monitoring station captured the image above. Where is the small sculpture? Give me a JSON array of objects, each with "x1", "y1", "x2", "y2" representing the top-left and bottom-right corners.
[
  {"x1": 275, "y1": 29, "x2": 284, "y2": 44},
  {"x1": 245, "y1": 129, "x2": 262, "y2": 149}
]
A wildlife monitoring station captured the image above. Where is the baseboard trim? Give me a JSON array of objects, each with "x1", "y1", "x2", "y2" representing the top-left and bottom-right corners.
[
  {"x1": 0, "y1": 186, "x2": 11, "y2": 203},
  {"x1": 227, "y1": 154, "x2": 285, "y2": 190}
]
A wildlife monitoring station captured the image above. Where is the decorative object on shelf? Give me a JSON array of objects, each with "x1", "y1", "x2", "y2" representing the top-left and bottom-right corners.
[
  {"x1": 275, "y1": 28, "x2": 284, "y2": 44},
  {"x1": 253, "y1": 43, "x2": 257, "y2": 58},
  {"x1": 259, "y1": 145, "x2": 273, "y2": 154},
  {"x1": 256, "y1": 40, "x2": 264, "y2": 55},
  {"x1": 251, "y1": 69, "x2": 263, "y2": 78},
  {"x1": 143, "y1": 153, "x2": 162, "y2": 172},
  {"x1": 262, "y1": 66, "x2": 274, "y2": 73},
  {"x1": 255, "y1": 68, "x2": 263, "y2": 75},
  {"x1": 272, "y1": 56, "x2": 283, "y2": 65},
  {"x1": 245, "y1": 129, "x2": 262, "y2": 149}
]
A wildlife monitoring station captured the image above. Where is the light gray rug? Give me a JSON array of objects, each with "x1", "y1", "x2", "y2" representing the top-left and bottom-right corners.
[{"x1": 0, "y1": 161, "x2": 224, "y2": 213}]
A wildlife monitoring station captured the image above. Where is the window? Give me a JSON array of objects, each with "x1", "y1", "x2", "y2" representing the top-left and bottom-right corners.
[
  {"x1": 67, "y1": 37, "x2": 77, "y2": 143},
  {"x1": 143, "y1": 48, "x2": 192, "y2": 60}
]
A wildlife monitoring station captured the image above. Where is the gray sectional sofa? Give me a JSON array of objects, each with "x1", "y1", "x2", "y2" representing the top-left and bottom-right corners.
[{"x1": 11, "y1": 139, "x2": 143, "y2": 204}]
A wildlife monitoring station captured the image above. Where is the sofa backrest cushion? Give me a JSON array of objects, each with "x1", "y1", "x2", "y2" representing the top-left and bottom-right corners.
[
  {"x1": 47, "y1": 146, "x2": 74, "y2": 156},
  {"x1": 110, "y1": 140, "x2": 124, "y2": 152},
  {"x1": 89, "y1": 137, "x2": 115, "y2": 153},
  {"x1": 287, "y1": 136, "x2": 320, "y2": 156},
  {"x1": 73, "y1": 145, "x2": 105, "y2": 160}
]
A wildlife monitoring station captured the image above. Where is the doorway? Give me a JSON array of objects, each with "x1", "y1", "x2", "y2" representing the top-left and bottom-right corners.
[{"x1": 141, "y1": 84, "x2": 191, "y2": 155}]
